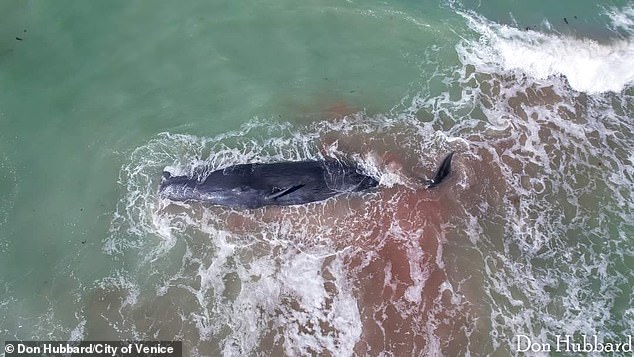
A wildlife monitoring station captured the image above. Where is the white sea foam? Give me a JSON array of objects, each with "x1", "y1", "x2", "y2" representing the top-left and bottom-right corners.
[
  {"x1": 96, "y1": 272, "x2": 140, "y2": 308},
  {"x1": 455, "y1": 11, "x2": 634, "y2": 93},
  {"x1": 278, "y1": 251, "x2": 361, "y2": 356},
  {"x1": 68, "y1": 319, "x2": 86, "y2": 341},
  {"x1": 606, "y1": 4, "x2": 634, "y2": 33}
]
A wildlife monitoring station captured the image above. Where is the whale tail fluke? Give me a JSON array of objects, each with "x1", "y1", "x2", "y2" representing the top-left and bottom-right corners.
[{"x1": 425, "y1": 152, "x2": 454, "y2": 189}]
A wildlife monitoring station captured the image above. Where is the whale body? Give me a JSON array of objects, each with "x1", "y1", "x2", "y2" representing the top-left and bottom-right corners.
[{"x1": 159, "y1": 153, "x2": 454, "y2": 209}]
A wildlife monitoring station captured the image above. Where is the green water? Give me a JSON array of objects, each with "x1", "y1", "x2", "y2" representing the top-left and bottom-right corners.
[
  {"x1": 0, "y1": 0, "x2": 453, "y2": 337},
  {"x1": 1, "y1": 0, "x2": 633, "y2": 355}
]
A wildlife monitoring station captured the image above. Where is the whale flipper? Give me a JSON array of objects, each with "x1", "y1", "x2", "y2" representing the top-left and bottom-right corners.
[
  {"x1": 266, "y1": 184, "x2": 306, "y2": 200},
  {"x1": 425, "y1": 152, "x2": 454, "y2": 189}
]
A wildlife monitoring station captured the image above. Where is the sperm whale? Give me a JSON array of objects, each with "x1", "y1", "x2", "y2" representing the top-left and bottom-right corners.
[{"x1": 159, "y1": 152, "x2": 454, "y2": 209}]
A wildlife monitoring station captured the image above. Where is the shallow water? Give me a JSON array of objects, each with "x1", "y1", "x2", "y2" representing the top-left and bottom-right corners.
[{"x1": 1, "y1": 0, "x2": 633, "y2": 355}]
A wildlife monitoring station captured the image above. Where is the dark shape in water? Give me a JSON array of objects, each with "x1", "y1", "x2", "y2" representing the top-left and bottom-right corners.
[
  {"x1": 425, "y1": 152, "x2": 454, "y2": 189},
  {"x1": 159, "y1": 153, "x2": 454, "y2": 209}
]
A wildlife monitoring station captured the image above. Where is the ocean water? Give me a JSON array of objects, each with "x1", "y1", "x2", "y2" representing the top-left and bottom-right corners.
[{"x1": 0, "y1": 0, "x2": 632, "y2": 356}]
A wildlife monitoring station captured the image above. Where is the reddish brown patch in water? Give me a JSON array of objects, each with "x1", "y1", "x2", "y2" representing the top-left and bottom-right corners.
[
  {"x1": 324, "y1": 101, "x2": 359, "y2": 120},
  {"x1": 278, "y1": 98, "x2": 362, "y2": 124},
  {"x1": 223, "y1": 173, "x2": 474, "y2": 353},
  {"x1": 344, "y1": 186, "x2": 459, "y2": 355}
]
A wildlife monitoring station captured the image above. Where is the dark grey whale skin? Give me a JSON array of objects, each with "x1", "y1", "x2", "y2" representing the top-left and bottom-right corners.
[
  {"x1": 159, "y1": 160, "x2": 379, "y2": 209},
  {"x1": 159, "y1": 153, "x2": 454, "y2": 209}
]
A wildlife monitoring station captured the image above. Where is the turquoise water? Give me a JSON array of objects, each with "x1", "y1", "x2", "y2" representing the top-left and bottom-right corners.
[{"x1": 1, "y1": 0, "x2": 633, "y2": 355}]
